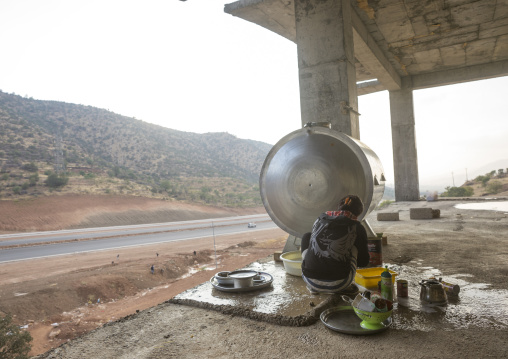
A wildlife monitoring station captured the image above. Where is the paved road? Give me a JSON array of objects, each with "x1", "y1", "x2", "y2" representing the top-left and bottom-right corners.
[{"x1": 0, "y1": 214, "x2": 278, "y2": 263}]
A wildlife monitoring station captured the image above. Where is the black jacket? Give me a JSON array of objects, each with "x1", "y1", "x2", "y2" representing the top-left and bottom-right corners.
[{"x1": 302, "y1": 212, "x2": 369, "y2": 280}]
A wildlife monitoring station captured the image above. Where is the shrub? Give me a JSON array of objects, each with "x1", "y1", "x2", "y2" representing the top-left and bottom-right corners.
[
  {"x1": 0, "y1": 314, "x2": 32, "y2": 359},
  {"x1": 28, "y1": 173, "x2": 39, "y2": 186},
  {"x1": 21, "y1": 162, "x2": 38, "y2": 172},
  {"x1": 441, "y1": 186, "x2": 474, "y2": 197},
  {"x1": 377, "y1": 200, "x2": 393, "y2": 209},
  {"x1": 45, "y1": 173, "x2": 69, "y2": 188},
  {"x1": 475, "y1": 175, "x2": 490, "y2": 187},
  {"x1": 486, "y1": 181, "x2": 503, "y2": 194}
]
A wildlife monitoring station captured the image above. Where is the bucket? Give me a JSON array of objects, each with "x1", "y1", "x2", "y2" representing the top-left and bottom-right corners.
[{"x1": 367, "y1": 237, "x2": 382, "y2": 267}]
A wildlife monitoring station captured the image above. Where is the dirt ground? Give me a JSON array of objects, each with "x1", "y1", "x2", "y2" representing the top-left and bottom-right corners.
[
  {"x1": 0, "y1": 231, "x2": 289, "y2": 357},
  {"x1": 0, "y1": 194, "x2": 278, "y2": 356},
  {"x1": 0, "y1": 194, "x2": 266, "y2": 234},
  {"x1": 1, "y1": 196, "x2": 508, "y2": 358}
]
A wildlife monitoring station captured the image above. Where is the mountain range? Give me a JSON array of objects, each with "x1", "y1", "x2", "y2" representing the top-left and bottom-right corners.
[
  {"x1": 3, "y1": 91, "x2": 502, "y2": 205},
  {"x1": 0, "y1": 91, "x2": 272, "y2": 206}
]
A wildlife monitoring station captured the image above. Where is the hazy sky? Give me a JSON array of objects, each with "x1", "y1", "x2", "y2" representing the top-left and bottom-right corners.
[{"x1": 1, "y1": 0, "x2": 507, "y2": 189}]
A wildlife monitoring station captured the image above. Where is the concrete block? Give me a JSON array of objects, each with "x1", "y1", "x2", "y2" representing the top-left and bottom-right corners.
[
  {"x1": 432, "y1": 209, "x2": 441, "y2": 218},
  {"x1": 377, "y1": 212, "x2": 399, "y2": 221},
  {"x1": 410, "y1": 208, "x2": 433, "y2": 219}
]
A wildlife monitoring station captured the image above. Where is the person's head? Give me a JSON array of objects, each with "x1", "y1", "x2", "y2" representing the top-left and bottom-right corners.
[{"x1": 338, "y1": 195, "x2": 364, "y2": 217}]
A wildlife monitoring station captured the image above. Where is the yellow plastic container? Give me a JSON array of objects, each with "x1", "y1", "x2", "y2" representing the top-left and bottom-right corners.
[{"x1": 355, "y1": 267, "x2": 398, "y2": 289}]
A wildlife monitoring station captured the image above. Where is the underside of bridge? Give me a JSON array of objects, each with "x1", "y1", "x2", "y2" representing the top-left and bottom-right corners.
[{"x1": 224, "y1": 0, "x2": 508, "y2": 201}]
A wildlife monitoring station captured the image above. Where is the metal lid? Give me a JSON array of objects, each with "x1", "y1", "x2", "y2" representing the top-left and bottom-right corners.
[
  {"x1": 260, "y1": 127, "x2": 385, "y2": 238},
  {"x1": 228, "y1": 270, "x2": 258, "y2": 279}
]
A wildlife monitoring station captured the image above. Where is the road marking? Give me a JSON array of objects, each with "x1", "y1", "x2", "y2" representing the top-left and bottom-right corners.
[{"x1": 0, "y1": 227, "x2": 282, "y2": 264}]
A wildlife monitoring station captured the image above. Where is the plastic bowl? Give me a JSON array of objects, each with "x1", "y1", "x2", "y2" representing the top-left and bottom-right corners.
[
  {"x1": 353, "y1": 307, "x2": 392, "y2": 330},
  {"x1": 280, "y1": 251, "x2": 302, "y2": 276}
]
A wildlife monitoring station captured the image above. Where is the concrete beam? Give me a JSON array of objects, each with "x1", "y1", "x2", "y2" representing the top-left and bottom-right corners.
[
  {"x1": 224, "y1": 0, "x2": 297, "y2": 42},
  {"x1": 224, "y1": 0, "x2": 401, "y2": 94},
  {"x1": 408, "y1": 59, "x2": 508, "y2": 90},
  {"x1": 356, "y1": 80, "x2": 386, "y2": 96},
  {"x1": 350, "y1": 8, "x2": 402, "y2": 91}
]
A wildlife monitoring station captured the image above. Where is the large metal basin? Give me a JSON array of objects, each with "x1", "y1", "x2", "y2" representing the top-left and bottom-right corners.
[{"x1": 259, "y1": 127, "x2": 385, "y2": 238}]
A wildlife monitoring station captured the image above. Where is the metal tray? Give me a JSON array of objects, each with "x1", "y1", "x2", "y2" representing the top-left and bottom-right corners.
[
  {"x1": 320, "y1": 305, "x2": 392, "y2": 335},
  {"x1": 210, "y1": 272, "x2": 273, "y2": 293}
]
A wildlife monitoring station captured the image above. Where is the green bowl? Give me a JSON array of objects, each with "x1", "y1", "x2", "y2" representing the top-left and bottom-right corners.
[{"x1": 353, "y1": 307, "x2": 392, "y2": 330}]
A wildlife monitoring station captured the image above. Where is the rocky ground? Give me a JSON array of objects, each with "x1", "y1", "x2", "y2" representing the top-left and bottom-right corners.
[{"x1": 1, "y1": 196, "x2": 508, "y2": 358}]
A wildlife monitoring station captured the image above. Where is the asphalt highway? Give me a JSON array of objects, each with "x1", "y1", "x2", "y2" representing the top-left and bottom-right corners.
[{"x1": 0, "y1": 214, "x2": 278, "y2": 263}]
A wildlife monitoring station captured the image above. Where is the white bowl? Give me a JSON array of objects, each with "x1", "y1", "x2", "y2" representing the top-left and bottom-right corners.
[{"x1": 280, "y1": 251, "x2": 302, "y2": 276}]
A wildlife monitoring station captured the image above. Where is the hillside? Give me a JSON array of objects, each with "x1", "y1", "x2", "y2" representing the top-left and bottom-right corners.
[
  {"x1": 0, "y1": 91, "x2": 272, "y2": 207},
  {"x1": 442, "y1": 168, "x2": 508, "y2": 197}
]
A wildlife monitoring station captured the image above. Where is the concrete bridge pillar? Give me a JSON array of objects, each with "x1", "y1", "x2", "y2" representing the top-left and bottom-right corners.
[
  {"x1": 389, "y1": 86, "x2": 420, "y2": 201},
  {"x1": 295, "y1": 0, "x2": 359, "y2": 139}
]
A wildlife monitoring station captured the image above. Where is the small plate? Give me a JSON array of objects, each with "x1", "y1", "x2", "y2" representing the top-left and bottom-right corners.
[
  {"x1": 320, "y1": 305, "x2": 392, "y2": 335},
  {"x1": 210, "y1": 272, "x2": 273, "y2": 293}
]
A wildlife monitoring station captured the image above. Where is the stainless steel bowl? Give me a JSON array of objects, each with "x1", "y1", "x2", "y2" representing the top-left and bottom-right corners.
[
  {"x1": 228, "y1": 270, "x2": 258, "y2": 288},
  {"x1": 215, "y1": 271, "x2": 233, "y2": 286}
]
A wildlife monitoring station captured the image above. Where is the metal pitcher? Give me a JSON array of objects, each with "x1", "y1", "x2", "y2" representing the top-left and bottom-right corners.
[{"x1": 419, "y1": 279, "x2": 447, "y2": 305}]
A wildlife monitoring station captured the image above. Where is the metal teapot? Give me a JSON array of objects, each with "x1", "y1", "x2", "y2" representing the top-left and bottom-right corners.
[{"x1": 419, "y1": 279, "x2": 448, "y2": 305}]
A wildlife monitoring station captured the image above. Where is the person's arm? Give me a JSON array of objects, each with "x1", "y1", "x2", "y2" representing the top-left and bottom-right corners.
[
  {"x1": 355, "y1": 224, "x2": 370, "y2": 268},
  {"x1": 301, "y1": 232, "x2": 311, "y2": 253}
]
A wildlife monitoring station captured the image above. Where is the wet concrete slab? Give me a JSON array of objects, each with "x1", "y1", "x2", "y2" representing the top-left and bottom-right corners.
[
  {"x1": 170, "y1": 255, "x2": 346, "y2": 326},
  {"x1": 388, "y1": 260, "x2": 508, "y2": 331},
  {"x1": 170, "y1": 255, "x2": 508, "y2": 330}
]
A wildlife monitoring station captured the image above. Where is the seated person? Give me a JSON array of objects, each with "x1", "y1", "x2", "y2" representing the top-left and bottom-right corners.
[{"x1": 300, "y1": 195, "x2": 370, "y2": 294}]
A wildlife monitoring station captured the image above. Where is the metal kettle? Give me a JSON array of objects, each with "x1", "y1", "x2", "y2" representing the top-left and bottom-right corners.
[{"x1": 419, "y1": 279, "x2": 448, "y2": 305}]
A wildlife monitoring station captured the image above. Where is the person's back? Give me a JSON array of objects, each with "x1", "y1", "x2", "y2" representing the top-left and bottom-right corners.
[{"x1": 300, "y1": 195, "x2": 369, "y2": 294}]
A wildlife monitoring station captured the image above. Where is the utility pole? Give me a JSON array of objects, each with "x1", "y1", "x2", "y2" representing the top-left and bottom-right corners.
[
  {"x1": 452, "y1": 172, "x2": 455, "y2": 187},
  {"x1": 465, "y1": 168, "x2": 468, "y2": 182},
  {"x1": 212, "y1": 221, "x2": 217, "y2": 268}
]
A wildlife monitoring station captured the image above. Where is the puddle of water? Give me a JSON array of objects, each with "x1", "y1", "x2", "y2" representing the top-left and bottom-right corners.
[
  {"x1": 174, "y1": 258, "x2": 508, "y2": 330},
  {"x1": 175, "y1": 259, "x2": 331, "y2": 317},
  {"x1": 388, "y1": 262, "x2": 508, "y2": 331},
  {"x1": 455, "y1": 201, "x2": 508, "y2": 212}
]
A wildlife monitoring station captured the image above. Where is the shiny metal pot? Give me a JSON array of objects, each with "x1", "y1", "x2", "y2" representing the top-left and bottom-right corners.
[
  {"x1": 228, "y1": 270, "x2": 258, "y2": 288},
  {"x1": 260, "y1": 127, "x2": 385, "y2": 238},
  {"x1": 419, "y1": 279, "x2": 448, "y2": 305}
]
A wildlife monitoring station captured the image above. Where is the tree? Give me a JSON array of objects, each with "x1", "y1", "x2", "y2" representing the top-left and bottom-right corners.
[
  {"x1": 28, "y1": 173, "x2": 39, "y2": 186},
  {"x1": 21, "y1": 163, "x2": 38, "y2": 172},
  {"x1": 0, "y1": 314, "x2": 32, "y2": 359},
  {"x1": 441, "y1": 186, "x2": 474, "y2": 197},
  {"x1": 160, "y1": 180, "x2": 172, "y2": 192},
  {"x1": 475, "y1": 175, "x2": 490, "y2": 187},
  {"x1": 486, "y1": 181, "x2": 503, "y2": 194},
  {"x1": 44, "y1": 173, "x2": 69, "y2": 188}
]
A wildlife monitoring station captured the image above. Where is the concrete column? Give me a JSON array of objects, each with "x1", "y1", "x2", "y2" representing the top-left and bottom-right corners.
[
  {"x1": 389, "y1": 87, "x2": 420, "y2": 201},
  {"x1": 295, "y1": 0, "x2": 359, "y2": 138}
]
